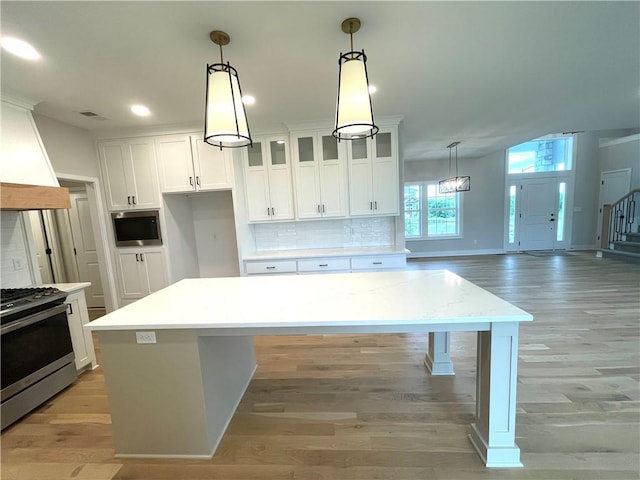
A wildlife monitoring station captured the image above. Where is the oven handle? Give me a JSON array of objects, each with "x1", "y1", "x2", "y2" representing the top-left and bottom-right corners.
[{"x1": 0, "y1": 303, "x2": 67, "y2": 336}]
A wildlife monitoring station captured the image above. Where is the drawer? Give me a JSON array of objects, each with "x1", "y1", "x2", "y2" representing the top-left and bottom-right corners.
[
  {"x1": 297, "y1": 257, "x2": 351, "y2": 273},
  {"x1": 350, "y1": 254, "x2": 406, "y2": 271},
  {"x1": 245, "y1": 260, "x2": 297, "y2": 275}
]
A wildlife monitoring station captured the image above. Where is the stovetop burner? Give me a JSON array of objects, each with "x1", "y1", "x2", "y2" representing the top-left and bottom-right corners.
[{"x1": 1, "y1": 287, "x2": 68, "y2": 325}]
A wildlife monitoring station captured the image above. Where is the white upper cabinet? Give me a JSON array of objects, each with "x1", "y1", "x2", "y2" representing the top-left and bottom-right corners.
[
  {"x1": 348, "y1": 128, "x2": 399, "y2": 216},
  {"x1": 243, "y1": 135, "x2": 294, "y2": 222},
  {"x1": 99, "y1": 138, "x2": 160, "y2": 210},
  {"x1": 292, "y1": 132, "x2": 346, "y2": 219},
  {"x1": 156, "y1": 134, "x2": 233, "y2": 193}
]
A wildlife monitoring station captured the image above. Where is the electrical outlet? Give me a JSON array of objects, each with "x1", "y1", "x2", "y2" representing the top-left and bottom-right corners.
[
  {"x1": 12, "y1": 258, "x2": 24, "y2": 270},
  {"x1": 135, "y1": 331, "x2": 156, "y2": 344}
]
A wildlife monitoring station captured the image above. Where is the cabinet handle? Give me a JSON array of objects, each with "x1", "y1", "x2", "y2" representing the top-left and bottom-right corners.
[
  {"x1": 127, "y1": 196, "x2": 132, "y2": 205},
  {"x1": 135, "y1": 253, "x2": 139, "y2": 261},
  {"x1": 132, "y1": 196, "x2": 137, "y2": 205},
  {"x1": 317, "y1": 205, "x2": 321, "y2": 213},
  {"x1": 322, "y1": 204, "x2": 325, "y2": 213},
  {"x1": 271, "y1": 207, "x2": 275, "y2": 216},
  {"x1": 374, "y1": 201, "x2": 378, "y2": 210},
  {"x1": 196, "y1": 176, "x2": 200, "y2": 186},
  {"x1": 370, "y1": 201, "x2": 373, "y2": 210},
  {"x1": 67, "y1": 303, "x2": 73, "y2": 315},
  {"x1": 266, "y1": 266, "x2": 276, "y2": 270},
  {"x1": 140, "y1": 253, "x2": 144, "y2": 262},
  {"x1": 373, "y1": 261, "x2": 383, "y2": 265},
  {"x1": 267, "y1": 207, "x2": 271, "y2": 216},
  {"x1": 319, "y1": 263, "x2": 328, "y2": 267},
  {"x1": 189, "y1": 176, "x2": 194, "y2": 186}
]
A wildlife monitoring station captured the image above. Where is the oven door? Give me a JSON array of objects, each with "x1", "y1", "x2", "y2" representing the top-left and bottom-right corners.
[{"x1": 1, "y1": 303, "x2": 75, "y2": 402}]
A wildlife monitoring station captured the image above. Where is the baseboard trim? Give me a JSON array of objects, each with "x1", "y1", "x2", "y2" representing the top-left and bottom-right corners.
[{"x1": 407, "y1": 249, "x2": 504, "y2": 259}]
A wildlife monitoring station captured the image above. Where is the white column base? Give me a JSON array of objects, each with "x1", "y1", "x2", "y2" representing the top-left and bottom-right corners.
[
  {"x1": 469, "y1": 423, "x2": 523, "y2": 468},
  {"x1": 424, "y1": 331, "x2": 455, "y2": 375}
]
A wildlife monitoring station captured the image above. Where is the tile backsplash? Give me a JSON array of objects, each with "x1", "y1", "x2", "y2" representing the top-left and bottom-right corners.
[
  {"x1": 1, "y1": 212, "x2": 34, "y2": 287},
  {"x1": 254, "y1": 217, "x2": 395, "y2": 251}
]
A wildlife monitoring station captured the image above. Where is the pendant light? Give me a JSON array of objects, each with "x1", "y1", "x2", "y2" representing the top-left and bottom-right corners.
[
  {"x1": 332, "y1": 17, "x2": 379, "y2": 141},
  {"x1": 439, "y1": 142, "x2": 471, "y2": 193},
  {"x1": 204, "y1": 30, "x2": 252, "y2": 148}
]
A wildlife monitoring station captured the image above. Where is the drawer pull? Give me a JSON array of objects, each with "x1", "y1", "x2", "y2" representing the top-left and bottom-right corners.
[
  {"x1": 319, "y1": 263, "x2": 328, "y2": 267},
  {"x1": 373, "y1": 261, "x2": 383, "y2": 265},
  {"x1": 266, "y1": 266, "x2": 276, "y2": 270}
]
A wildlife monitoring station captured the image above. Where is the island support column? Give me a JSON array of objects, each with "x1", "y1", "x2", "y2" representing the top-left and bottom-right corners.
[
  {"x1": 469, "y1": 321, "x2": 523, "y2": 468},
  {"x1": 424, "y1": 331, "x2": 455, "y2": 375}
]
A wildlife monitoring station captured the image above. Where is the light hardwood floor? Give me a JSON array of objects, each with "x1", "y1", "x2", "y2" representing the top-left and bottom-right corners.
[{"x1": 1, "y1": 252, "x2": 639, "y2": 479}]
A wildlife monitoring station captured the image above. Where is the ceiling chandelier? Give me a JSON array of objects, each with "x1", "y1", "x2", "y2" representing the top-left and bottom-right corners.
[
  {"x1": 439, "y1": 142, "x2": 471, "y2": 193},
  {"x1": 204, "y1": 30, "x2": 252, "y2": 148},
  {"x1": 332, "y1": 17, "x2": 379, "y2": 141}
]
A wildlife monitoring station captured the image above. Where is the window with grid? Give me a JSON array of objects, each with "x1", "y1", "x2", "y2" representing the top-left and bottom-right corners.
[{"x1": 404, "y1": 182, "x2": 461, "y2": 239}]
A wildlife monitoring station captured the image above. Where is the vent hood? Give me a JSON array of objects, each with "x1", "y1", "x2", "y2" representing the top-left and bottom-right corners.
[{"x1": 0, "y1": 97, "x2": 70, "y2": 210}]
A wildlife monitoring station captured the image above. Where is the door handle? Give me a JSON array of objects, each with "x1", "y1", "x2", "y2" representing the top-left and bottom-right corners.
[{"x1": 550, "y1": 219, "x2": 555, "y2": 222}]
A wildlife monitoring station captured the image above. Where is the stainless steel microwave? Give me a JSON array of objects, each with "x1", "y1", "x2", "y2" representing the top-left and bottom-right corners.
[{"x1": 111, "y1": 210, "x2": 162, "y2": 247}]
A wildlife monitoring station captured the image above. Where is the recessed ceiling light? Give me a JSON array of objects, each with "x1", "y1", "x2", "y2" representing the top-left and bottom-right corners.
[
  {"x1": 130, "y1": 105, "x2": 151, "y2": 117},
  {"x1": 368, "y1": 85, "x2": 377, "y2": 94},
  {"x1": 1, "y1": 36, "x2": 41, "y2": 60},
  {"x1": 242, "y1": 95, "x2": 255, "y2": 105}
]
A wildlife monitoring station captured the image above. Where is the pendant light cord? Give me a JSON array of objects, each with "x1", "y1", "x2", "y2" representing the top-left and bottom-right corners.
[{"x1": 219, "y1": 43, "x2": 224, "y2": 64}]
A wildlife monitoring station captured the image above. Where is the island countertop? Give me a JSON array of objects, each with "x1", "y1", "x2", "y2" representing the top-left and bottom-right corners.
[{"x1": 85, "y1": 270, "x2": 532, "y2": 332}]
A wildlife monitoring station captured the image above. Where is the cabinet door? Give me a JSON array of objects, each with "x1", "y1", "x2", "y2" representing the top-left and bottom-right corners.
[
  {"x1": 192, "y1": 137, "x2": 233, "y2": 191},
  {"x1": 128, "y1": 139, "x2": 160, "y2": 208},
  {"x1": 117, "y1": 251, "x2": 146, "y2": 299},
  {"x1": 348, "y1": 137, "x2": 374, "y2": 216},
  {"x1": 140, "y1": 250, "x2": 168, "y2": 294},
  {"x1": 244, "y1": 141, "x2": 272, "y2": 222},
  {"x1": 266, "y1": 138, "x2": 294, "y2": 220},
  {"x1": 293, "y1": 134, "x2": 321, "y2": 219},
  {"x1": 318, "y1": 134, "x2": 346, "y2": 218},
  {"x1": 371, "y1": 131, "x2": 399, "y2": 215},
  {"x1": 156, "y1": 135, "x2": 196, "y2": 193},
  {"x1": 100, "y1": 141, "x2": 132, "y2": 210},
  {"x1": 66, "y1": 294, "x2": 90, "y2": 370}
]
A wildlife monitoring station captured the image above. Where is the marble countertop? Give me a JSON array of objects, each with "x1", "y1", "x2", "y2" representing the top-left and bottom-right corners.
[
  {"x1": 86, "y1": 270, "x2": 532, "y2": 332},
  {"x1": 244, "y1": 246, "x2": 409, "y2": 261},
  {"x1": 43, "y1": 282, "x2": 91, "y2": 293}
]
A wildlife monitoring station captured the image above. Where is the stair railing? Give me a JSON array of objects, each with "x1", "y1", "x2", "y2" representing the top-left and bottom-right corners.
[{"x1": 601, "y1": 188, "x2": 640, "y2": 249}]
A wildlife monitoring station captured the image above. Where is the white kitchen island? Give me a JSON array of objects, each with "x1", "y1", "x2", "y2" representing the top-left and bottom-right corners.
[{"x1": 86, "y1": 270, "x2": 532, "y2": 468}]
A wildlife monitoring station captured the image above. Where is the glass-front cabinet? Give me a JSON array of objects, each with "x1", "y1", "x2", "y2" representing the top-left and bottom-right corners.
[
  {"x1": 243, "y1": 135, "x2": 294, "y2": 222},
  {"x1": 348, "y1": 128, "x2": 399, "y2": 216},
  {"x1": 291, "y1": 132, "x2": 347, "y2": 219}
]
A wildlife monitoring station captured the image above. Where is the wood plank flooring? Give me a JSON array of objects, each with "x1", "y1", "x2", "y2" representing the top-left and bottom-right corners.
[{"x1": 2, "y1": 252, "x2": 639, "y2": 479}]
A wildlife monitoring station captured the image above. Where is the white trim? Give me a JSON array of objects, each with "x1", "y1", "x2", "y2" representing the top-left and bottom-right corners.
[
  {"x1": 599, "y1": 133, "x2": 640, "y2": 148},
  {"x1": 570, "y1": 244, "x2": 598, "y2": 251},
  {"x1": 407, "y1": 249, "x2": 504, "y2": 259}
]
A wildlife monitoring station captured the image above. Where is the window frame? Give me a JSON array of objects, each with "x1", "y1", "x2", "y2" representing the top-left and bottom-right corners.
[{"x1": 404, "y1": 181, "x2": 463, "y2": 241}]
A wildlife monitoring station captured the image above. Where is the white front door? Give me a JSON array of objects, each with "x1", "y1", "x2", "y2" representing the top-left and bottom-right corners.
[
  {"x1": 519, "y1": 178, "x2": 558, "y2": 251},
  {"x1": 68, "y1": 193, "x2": 105, "y2": 308}
]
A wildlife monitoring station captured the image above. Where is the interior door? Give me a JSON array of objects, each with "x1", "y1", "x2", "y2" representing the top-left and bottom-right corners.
[
  {"x1": 519, "y1": 178, "x2": 558, "y2": 251},
  {"x1": 68, "y1": 192, "x2": 105, "y2": 308}
]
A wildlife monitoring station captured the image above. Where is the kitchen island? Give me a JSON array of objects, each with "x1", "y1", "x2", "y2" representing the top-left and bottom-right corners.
[{"x1": 86, "y1": 270, "x2": 532, "y2": 468}]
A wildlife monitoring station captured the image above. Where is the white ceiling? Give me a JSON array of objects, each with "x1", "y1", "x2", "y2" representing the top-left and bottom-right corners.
[{"x1": 1, "y1": 1, "x2": 638, "y2": 161}]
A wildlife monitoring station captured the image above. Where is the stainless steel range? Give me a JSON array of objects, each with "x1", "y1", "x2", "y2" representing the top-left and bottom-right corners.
[{"x1": 1, "y1": 287, "x2": 77, "y2": 430}]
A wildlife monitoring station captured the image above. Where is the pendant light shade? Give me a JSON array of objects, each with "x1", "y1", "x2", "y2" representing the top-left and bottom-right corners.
[
  {"x1": 204, "y1": 31, "x2": 252, "y2": 148},
  {"x1": 439, "y1": 142, "x2": 471, "y2": 193},
  {"x1": 333, "y1": 18, "x2": 378, "y2": 141}
]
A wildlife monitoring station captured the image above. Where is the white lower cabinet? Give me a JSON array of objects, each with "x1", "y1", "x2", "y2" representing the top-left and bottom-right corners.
[
  {"x1": 245, "y1": 260, "x2": 297, "y2": 275},
  {"x1": 297, "y1": 257, "x2": 350, "y2": 273},
  {"x1": 116, "y1": 249, "x2": 168, "y2": 303},
  {"x1": 65, "y1": 289, "x2": 96, "y2": 371},
  {"x1": 351, "y1": 254, "x2": 406, "y2": 271}
]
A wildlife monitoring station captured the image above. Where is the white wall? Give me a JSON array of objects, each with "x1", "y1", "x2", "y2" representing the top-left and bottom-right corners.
[
  {"x1": 1, "y1": 212, "x2": 35, "y2": 287},
  {"x1": 599, "y1": 133, "x2": 640, "y2": 188},
  {"x1": 32, "y1": 113, "x2": 100, "y2": 177},
  {"x1": 404, "y1": 151, "x2": 505, "y2": 256}
]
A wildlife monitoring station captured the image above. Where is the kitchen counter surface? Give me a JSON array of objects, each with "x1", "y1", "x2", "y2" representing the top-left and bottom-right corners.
[
  {"x1": 243, "y1": 246, "x2": 408, "y2": 261},
  {"x1": 43, "y1": 282, "x2": 91, "y2": 293},
  {"x1": 86, "y1": 270, "x2": 531, "y2": 332}
]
